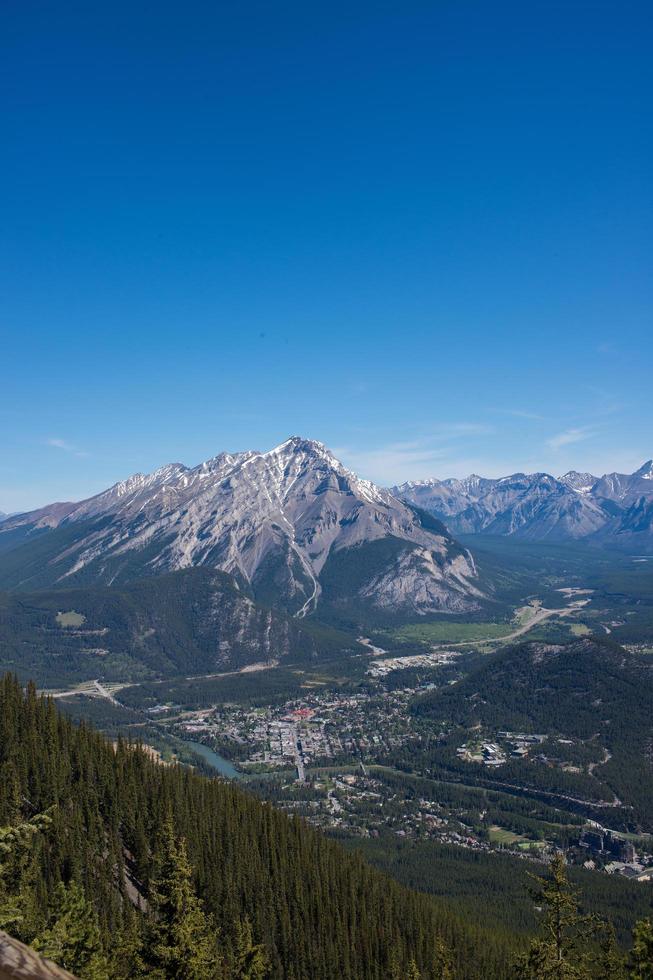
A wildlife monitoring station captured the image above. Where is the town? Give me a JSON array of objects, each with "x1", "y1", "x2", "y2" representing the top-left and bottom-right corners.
[
  {"x1": 172, "y1": 687, "x2": 421, "y2": 775},
  {"x1": 152, "y1": 677, "x2": 653, "y2": 883}
]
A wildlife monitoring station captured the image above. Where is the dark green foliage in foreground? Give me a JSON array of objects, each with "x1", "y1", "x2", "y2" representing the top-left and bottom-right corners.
[
  {"x1": 0, "y1": 672, "x2": 524, "y2": 980},
  {"x1": 631, "y1": 918, "x2": 653, "y2": 978},
  {"x1": 510, "y1": 855, "x2": 653, "y2": 979},
  {"x1": 144, "y1": 819, "x2": 227, "y2": 979},
  {"x1": 514, "y1": 855, "x2": 625, "y2": 979},
  {"x1": 32, "y1": 881, "x2": 110, "y2": 979}
]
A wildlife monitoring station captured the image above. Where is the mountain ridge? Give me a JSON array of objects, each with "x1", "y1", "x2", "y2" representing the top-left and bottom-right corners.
[
  {"x1": 393, "y1": 460, "x2": 653, "y2": 547},
  {"x1": 0, "y1": 437, "x2": 482, "y2": 617}
]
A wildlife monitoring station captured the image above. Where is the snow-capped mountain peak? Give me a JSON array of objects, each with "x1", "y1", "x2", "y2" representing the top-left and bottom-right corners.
[
  {"x1": 558, "y1": 471, "x2": 598, "y2": 495},
  {"x1": 635, "y1": 460, "x2": 653, "y2": 480},
  {"x1": 1, "y1": 438, "x2": 481, "y2": 615},
  {"x1": 393, "y1": 459, "x2": 653, "y2": 546}
]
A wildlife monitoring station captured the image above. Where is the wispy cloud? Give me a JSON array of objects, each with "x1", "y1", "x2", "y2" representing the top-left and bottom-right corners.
[
  {"x1": 582, "y1": 384, "x2": 624, "y2": 418},
  {"x1": 335, "y1": 423, "x2": 493, "y2": 485},
  {"x1": 545, "y1": 427, "x2": 595, "y2": 451},
  {"x1": 431, "y1": 423, "x2": 493, "y2": 438},
  {"x1": 45, "y1": 437, "x2": 89, "y2": 458},
  {"x1": 492, "y1": 408, "x2": 547, "y2": 421},
  {"x1": 335, "y1": 442, "x2": 448, "y2": 485}
]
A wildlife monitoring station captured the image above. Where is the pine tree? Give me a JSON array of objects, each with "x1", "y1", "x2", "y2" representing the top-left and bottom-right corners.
[
  {"x1": 389, "y1": 952, "x2": 422, "y2": 979},
  {"x1": 232, "y1": 917, "x2": 271, "y2": 979},
  {"x1": 513, "y1": 854, "x2": 591, "y2": 980},
  {"x1": 110, "y1": 906, "x2": 148, "y2": 980},
  {"x1": 0, "y1": 811, "x2": 51, "y2": 934},
  {"x1": 406, "y1": 958, "x2": 422, "y2": 979},
  {"x1": 32, "y1": 880, "x2": 109, "y2": 980},
  {"x1": 589, "y1": 921, "x2": 626, "y2": 979},
  {"x1": 630, "y1": 919, "x2": 653, "y2": 979},
  {"x1": 0, "y1": 759, "x2": 23, "y2": 824},
  {"x1": 145, "y1": 818, "x2": 223, "y2": 979},
  {"x1": 431, "y1": 936, "x2": 454, "y2": 980}
]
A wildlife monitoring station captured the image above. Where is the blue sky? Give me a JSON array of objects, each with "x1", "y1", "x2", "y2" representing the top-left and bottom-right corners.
[{"x1": 1, "y1": 1, "x2": 651, "y2": 510}]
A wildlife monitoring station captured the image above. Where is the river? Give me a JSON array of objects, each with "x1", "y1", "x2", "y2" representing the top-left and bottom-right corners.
[{"x1": 183, "y1": 740, "x2": 243, "y2": 780}]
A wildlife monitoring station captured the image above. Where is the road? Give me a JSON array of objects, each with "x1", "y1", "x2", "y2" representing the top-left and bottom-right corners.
[
  {"x1": 441, "y1": 597, "x2": 589, "y2": 649},
  {"x1": 292, "y1": 728, "x2": 306, "y2": 782},
  {"x1": 44, "y1": 679, "x2": 129, "y2": 702},
  {"x1": 93, "y1": 679, "x2": 122, "y2": 706},
  {"x1": 357, "y1": 637, "x2": 388, "y2": 656}
]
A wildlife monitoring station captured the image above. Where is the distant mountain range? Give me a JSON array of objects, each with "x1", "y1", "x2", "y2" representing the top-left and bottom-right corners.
[
  {"x1": 0, "y1": 437, "x2": 482, "y2": 617},
  {"x1": 393, "y1": 460, "x2": 653, "y2": 547}
]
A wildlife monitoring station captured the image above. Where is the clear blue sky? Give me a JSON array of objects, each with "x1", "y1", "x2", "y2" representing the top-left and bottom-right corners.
[{"x1": 1, "y1": 1, "x2": 651, "y2": 510}]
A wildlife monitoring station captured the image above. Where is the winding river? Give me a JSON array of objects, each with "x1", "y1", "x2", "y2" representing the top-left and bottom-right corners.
[{"x1": 183, "y1": 740, "x2": 243, "y2": 780}]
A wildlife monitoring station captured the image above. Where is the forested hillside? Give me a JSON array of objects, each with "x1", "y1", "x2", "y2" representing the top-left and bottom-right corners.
[
  {"x1": 0, "y1": 674, "x2": 524, "y2": 979},
  {"x1": 412, "y1": 637, "x2": 653, "y2": 832},
  {"x1": 0, "y1": 568, "x2": 354, "y2": 686}
]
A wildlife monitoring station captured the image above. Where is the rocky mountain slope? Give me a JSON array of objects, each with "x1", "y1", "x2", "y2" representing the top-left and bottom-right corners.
[
  {"x1": 393, "y1": 461, "x2": 653, "y2": 548},
  {"x1": 0, "y1": 438, "x2": 482, "y2": 616}
]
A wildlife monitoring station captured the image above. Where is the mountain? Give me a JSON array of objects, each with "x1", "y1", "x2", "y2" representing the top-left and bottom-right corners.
[
  {"x1": 0, "y1": 438, "x2": 482, "y2": 617},
  {"x1": 394, "y1": 473, "x2": 607, "y2": 541},
  {"x1": 591, "y1": 459, "x2": 653, "y2": 505},
  {"x1": 393, "y1": 461, "x2": 653, "y2": 548},
  {"x1": 558, "y1": 471, "x2": 598, "y2": 494}
]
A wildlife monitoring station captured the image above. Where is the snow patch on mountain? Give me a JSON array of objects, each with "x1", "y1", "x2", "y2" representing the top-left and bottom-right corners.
[
  {"x1": 1, "y1": 437, "x2": 481, "y2": 614},
  {"x1": 393, "y1": 460, "x2": 653, "y2": 545}
]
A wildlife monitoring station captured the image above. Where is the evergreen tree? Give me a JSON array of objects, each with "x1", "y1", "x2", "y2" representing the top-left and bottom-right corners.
[
  {"x1": 406, "y1": 958, "x2": 422, "y2": 979},
  {"x1": 32, "y1": 880, "x2": 109, "y2": 980},
  {"x1": 630, "y1": 919, "x2": 653, "y2": 980},
  {"x1": 0, "y1": 811, "x2": 51, "y2": 934},
  {"x1": 514, "y1": 855, "x2": 591, "y2": 980},
  {"x1": 233, "y1": 917, "x2": 271, "y2": 979},
  {"x1": 110, "y1": 906, "x2": 148, "y2": 980},
  {"x1": 588, "y1": 922, "x2": 626, "y2": 980},
  {"x1": 513, "y1": 856, "x2": 632, "y2": 980},
  {"x1": 390, "y1": 953, "x2": 422, "y2": 979},
  {"x1": 431, "y1": 936, "x2": 454, "y2": 980},
  {"x1": 145, "y1": 818, "x2": 223, "y2": 979}
]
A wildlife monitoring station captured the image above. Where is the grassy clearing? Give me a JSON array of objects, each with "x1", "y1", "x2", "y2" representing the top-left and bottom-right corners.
[
  {"x1": 394, "y1": 621, "x2": 512, "y2": 645},
  {"x1": 488, "y1": 826, "x2": 523, "y2": 845},
  {"x1": 56, "y1": 610, "x2": 86, "y2": 628},
  {"x1": 487, "y1": 827, "x2": 547, "y2": 851},
  {"x1": 570, "y1": 623, "x2": 591, "y2": 636}
]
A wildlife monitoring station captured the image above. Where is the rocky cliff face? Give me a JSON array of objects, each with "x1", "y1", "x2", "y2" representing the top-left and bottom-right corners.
[{"x1": 1, "y1": 438, "x2": 481, "y2": 615}]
